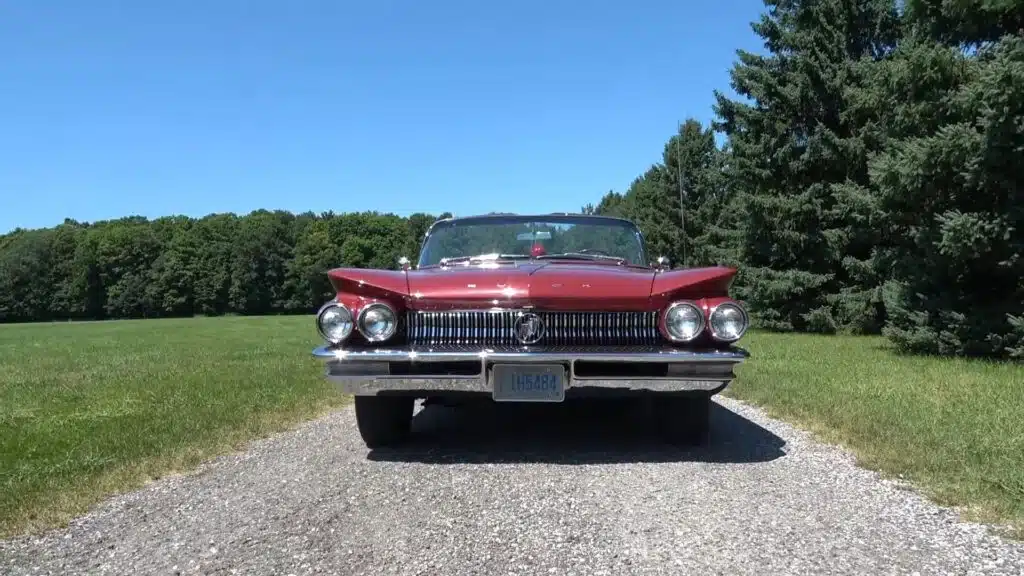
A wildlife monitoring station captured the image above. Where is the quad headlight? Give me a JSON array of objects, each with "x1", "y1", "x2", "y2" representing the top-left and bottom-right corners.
[
  {"x1": 709, "y1": 302, "x2": 748, "y2": 342},
  {"x1": 663, "y1": 301, "x2": 705, "y2": 342},
  {"x1": 317, "y1": 302, "x2": 354, "y2": 344},
  {"x1": 357, "y1": 303, "x2": 398, "y2": 342}
]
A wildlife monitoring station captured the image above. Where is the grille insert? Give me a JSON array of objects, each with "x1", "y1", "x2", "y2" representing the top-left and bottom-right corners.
[{"x1": 406, "y1": 310, "x2": 660, "y2": 346}]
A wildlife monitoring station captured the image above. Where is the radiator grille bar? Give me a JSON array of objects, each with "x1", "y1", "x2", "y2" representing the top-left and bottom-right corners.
[{"x1": 406, "y1": 310, "x2": 660, "y2": 346}]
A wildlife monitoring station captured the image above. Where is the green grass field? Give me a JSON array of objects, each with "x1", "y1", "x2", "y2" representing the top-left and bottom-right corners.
[
  {"x1": 727, "y1": 332, "x2": 1024, "y2": 537},
  {"x1": 1, "y1": 316, "x2": 1022, "y2": 538},
  {"x1": 0, "y1": 316, "x2": 346, "y2": 537}
]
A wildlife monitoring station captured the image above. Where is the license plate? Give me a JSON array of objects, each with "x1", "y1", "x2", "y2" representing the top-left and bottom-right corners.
[{"x1": 491, "y1": 364, "x2": 566, "y2": 403}]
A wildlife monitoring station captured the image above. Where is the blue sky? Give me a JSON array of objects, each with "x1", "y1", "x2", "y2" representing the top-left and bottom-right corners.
[{"x1": 0, "y1": 0, "x2": 766, "y2": 233}]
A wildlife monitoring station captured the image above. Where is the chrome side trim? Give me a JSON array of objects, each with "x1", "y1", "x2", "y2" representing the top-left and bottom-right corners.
[
  {"x1": 327, "y1": 377, "x2": 725, "y2": 395},
  {"x1": 315, "y1": 344, "x2": 746, "y2": 395},
  {"x1": 312, "y1": 345, "x2": 748, "y2": 364},
  {"x1": 570, "y1": 374, "x2": 731, "y2": 382},
  {"x1": 330, "y1": 377, "x2": 492, "y2": 395},
  {"x1": 556, "y1": 379, "x2": 725, "y2": 392}
]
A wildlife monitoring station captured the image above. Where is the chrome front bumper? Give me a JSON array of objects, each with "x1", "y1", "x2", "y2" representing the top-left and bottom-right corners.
[{"x1": 312, "y1": 345, "x2": 749, "y2": 396}]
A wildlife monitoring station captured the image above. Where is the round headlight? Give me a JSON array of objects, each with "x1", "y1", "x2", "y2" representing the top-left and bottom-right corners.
[
  {"x1": 663, "y1": 301, "x2": 705, "y2": 342},
  {"x1": 709, "y1": 302, "x2": 748, "y2": 342},
  {"x1": 357, "y1": 303, "x2": 398, "y2": 342},
  {"x1": 317, "y1": 303, "x2": 353, "y2": 344}
]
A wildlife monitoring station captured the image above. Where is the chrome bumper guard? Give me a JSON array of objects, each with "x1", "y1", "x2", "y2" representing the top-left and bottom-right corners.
[{"x1": 312, "y1": 345, "x2": 749, "y2": 396}]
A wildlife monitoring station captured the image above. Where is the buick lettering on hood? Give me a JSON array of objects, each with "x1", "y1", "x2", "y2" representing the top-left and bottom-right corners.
[{"x1": 311, "y1": 213, "x2": 750, "y2": 448}]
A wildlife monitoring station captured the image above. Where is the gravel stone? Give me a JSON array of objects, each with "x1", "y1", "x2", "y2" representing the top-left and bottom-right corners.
[{"x1": 2, "y1": 396, "x2": 1023, "y2": 575}]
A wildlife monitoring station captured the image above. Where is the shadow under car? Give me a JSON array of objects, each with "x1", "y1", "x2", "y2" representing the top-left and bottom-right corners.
[{"x1": 365, "y1": 397, "x2": 787, "y2": 465}]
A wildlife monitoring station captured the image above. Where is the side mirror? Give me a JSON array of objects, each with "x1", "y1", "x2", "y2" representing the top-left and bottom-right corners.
[
  {"x1": 654, "y1": 256, "x2": 671, "y2": 271},
  {"x1": 398, "y1": 256, "x2": 411, "y2": 271}
]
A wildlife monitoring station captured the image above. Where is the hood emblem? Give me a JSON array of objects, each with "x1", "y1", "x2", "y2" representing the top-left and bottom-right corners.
[{"x1": 513, "y1": 312, "x2": 545, "y2": 345}]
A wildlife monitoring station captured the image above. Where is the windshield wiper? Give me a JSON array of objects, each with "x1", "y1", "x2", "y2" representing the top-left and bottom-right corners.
[
  {"x1": 438, "y1": 253, "x2": 531, "y2": 266},
  {"x1": 535, "y1": 252, "x2": 626, "y2": 263}
]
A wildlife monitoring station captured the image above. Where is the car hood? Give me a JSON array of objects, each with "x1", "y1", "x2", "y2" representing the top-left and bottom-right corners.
[
  {"x1": 327, "y1": 262, "x2": 737, "y2": 310},
  {"x1": 405, "y1": 262, "x2": 655, "y2": 309}
]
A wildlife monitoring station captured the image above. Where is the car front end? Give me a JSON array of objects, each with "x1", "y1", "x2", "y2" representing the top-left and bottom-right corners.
[
  {"x1": 312, "y1": 304, "x2": 749, "y2": 401},
  {"x1": 310, "y1": 213, "x2": 751, "y2": 448}
]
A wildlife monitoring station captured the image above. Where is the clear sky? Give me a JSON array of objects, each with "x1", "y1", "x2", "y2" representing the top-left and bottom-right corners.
[{"x1": 0, "y1": 0, "x2": 767, "y2": 233}]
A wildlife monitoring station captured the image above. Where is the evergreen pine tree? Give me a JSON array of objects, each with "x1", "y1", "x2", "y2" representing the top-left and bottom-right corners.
[{"x1": 714, "y1": 0, "x2": 900, "y2": 332}]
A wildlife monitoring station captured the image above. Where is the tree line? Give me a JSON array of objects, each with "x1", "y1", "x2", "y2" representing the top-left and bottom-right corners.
[
  {"x1": 1, "y1": 0, "x2": 1021, "y2": 359},
  {"x1": 0, "y1": 211, "x2": 444, "y2": 322},
  {"x1": 585, "y1": 0, "x2": 1023, "y2": 359}
]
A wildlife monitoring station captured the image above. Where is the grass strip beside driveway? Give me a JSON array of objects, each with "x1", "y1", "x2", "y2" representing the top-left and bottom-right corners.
[
  {"x1": 0, "y1": 316, "x2": 346, "y2": 537},
  {"x1": 728, "y1": 331, "x2": 1024, "y2": 537}
]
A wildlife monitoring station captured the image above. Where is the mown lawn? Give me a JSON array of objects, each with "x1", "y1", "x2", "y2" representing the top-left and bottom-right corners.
[
  {"x1": 1, "y1": 318, "x2": 1022, "y2": 539},
  {"x1": 728, "y1": 331, "x2": 1024, "y2": 537},
  {"x1": 0, "y1": 316, "x2": 346, "y2": 537}
]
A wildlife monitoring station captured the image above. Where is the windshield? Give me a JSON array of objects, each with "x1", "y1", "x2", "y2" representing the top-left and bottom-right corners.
[{"x1": 417, "y1": 215, "x2": 647, "y2": 267}]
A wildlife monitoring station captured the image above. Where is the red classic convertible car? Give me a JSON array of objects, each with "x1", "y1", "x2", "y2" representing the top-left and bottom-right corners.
[{"x1": 312, "y1": 213, "x2": 750, "y2": 448}]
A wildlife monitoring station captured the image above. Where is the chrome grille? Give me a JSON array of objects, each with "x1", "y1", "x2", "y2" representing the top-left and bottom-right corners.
[{"x1": 406, "y1": 310, "x2": 660, "y2": 346}]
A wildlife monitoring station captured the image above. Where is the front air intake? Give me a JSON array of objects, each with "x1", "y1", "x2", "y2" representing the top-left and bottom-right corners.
[{"x1": 406, "y1": 310, "x2": 659, "y2": 346}]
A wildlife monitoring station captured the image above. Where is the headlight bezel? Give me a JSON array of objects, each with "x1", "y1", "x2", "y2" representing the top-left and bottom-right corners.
[
  {"x1": 661, "y1": 300, "x2": 706, "y2": 343},
  {"x1": 356, "y1": 302, "x2": 398, "y2": 342},
  {"x1": 316, "y1": 301, "x2": 354, "y2": 345},
  {"x1": 708, "y1": 301, "x2": 749, "y2": 342}
]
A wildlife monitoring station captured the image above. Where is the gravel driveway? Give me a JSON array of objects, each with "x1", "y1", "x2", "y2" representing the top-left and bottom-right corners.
[{"x1": 2, "y1": 396, "x2": 1023, "y2": 575}]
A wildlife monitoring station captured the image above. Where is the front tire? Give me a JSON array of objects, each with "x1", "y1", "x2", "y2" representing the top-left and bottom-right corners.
[
  {"x1": 654, "y1": 394, "x2": 711, "y2": 445},
  {"x1": 353, "y1": 396, "x2": 415, "y2": 448}
]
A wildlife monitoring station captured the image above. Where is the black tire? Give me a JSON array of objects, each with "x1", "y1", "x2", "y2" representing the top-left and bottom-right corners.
[
  {"x1": 654, "y1": 394, "x2": 711, "y2": 446},
  {"x1": 353, "y1": 396, "x2": 415, "y2": 448}
]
